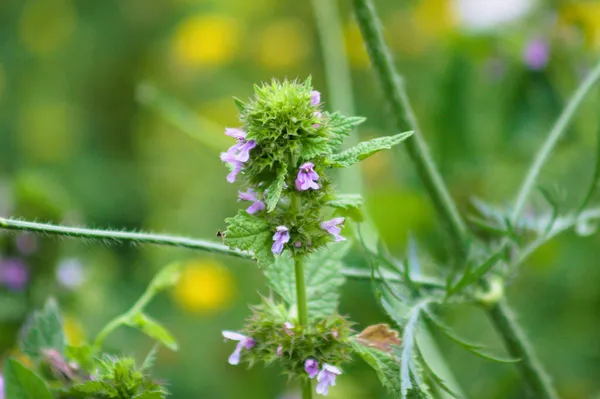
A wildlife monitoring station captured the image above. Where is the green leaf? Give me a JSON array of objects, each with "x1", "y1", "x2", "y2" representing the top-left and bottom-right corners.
[
  {"x1": 328, "y1": 112, "x2": 366, "y2": 150},
  {"x1": 577, "y1": 123, "x2": 600, "y2": 213},
  {"x1": 265, "y1": 165, "x2": 287, "y2": 212},
  {"x1": 72, "y1": 380, "x2": 107, "y2": 395},
  {"x1": 300, "y1": 136, "x2": 331, "y2": 159},
  {"x1": 22, "y1": 298, "x2": 65, "y2": 362},
  {"x1": 265, "y1": 242, "x2": 350, "y2": 319},
  {"x1": 232, "y1": 96, "x2": 246, "y2": 113},
  {"x1": 447, "y1": 249, "x2": 504, "y2": 297},
  {"x1": 415, "y1": 344, "x2": 462, "y2": 398},
  {"x1": 127, "y1": 312, "x2": 178, "y2": 351},
  {"x1": 65, "y1": 344, "x2": 95, "y2": 372},
  {"x1": 328, "y1": 131, "x2": 414, "y2": 168},
  {"x1": 425, "y1": 310, "x2": 519, "y2": 363},
  {"x1": 149, "y1": 262, "x2": 183, "y2": 293},
  {"x1": 225, "y1": 210, "x2": 274, "y2": 268},
  {"x1": 327, "y1": 194, "x2": 364, "y2": 222},
  {"x1": 352, "y1": 341, "x2": 401, "y2": 395},
  {"x1": 3, "y1": 358, "x2": 53, "y2": 399}
]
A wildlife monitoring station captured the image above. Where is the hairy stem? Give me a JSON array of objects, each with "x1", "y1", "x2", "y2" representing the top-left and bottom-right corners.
[
  {"x1": 294, "y1": 255, "x2": 312, "y2": 399},
  {"x1": 0, "y1": 217, "x2": 245, "y2": 259},
  {"x1": 352, "y1": 0, "x2": 558, "y2": 397},
  {"x1": 487, "y1": 301, "x2": 559, "y2": 399},
  {"x1": 512, "y1": 59, "x2": 600, "y2": 223},
  {"x1": 352, "y1": 0, "x2": 469, "y2": 259}
]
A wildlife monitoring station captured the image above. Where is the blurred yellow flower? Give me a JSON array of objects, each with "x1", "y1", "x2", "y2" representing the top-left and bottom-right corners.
[
  {"x1": 171, "y1": 14, "x2": 240, "y2": 68},
  {"x1": 172, "y1": 259, "x2": 235, "y2": 314},
  {"x1": 345, "y1": 23, "x2": 370, "y2": 69},
  {"x1": 413, "y1": 0, "x2": 456, "y2": 40},
  {"x1": 560, "y1": 3, "x2": 600, "y2": 50},
  {"x1": 19, "y1": 0, "x2": 76, "y2": 55},
  {"x1": 17, "y1": 103, "x2": 79, "y2": 162},
  {"x1": 63, "y1": 314, "x2": 86, "y2": 346},
  {"x1": 256, "y1": 19, "x2": 310, "y2": 70}
]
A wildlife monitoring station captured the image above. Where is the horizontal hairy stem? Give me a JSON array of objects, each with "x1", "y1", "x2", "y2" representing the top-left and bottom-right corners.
[{"x1": 0, "y1": 217, "x2": 247, "y2": 260}]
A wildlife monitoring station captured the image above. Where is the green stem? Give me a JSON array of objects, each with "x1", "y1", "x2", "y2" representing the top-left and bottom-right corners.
[
  {"x1": 0, "y1": 217, "x2": 245, "y2": 259},
  {"x1": 487, "y1": 301, "x2": 559, "y2": 399},
  {"x1": 511, "y1": 59, "x2": 600, "y2": 223},
  {"x1": 92, "y1": 282, "x2": 157, "y2": 351},
  {"x1": 352, "y1": 0, "x2": 469, "y2": 259},
  {"x1": 351, "y1": 0, "x2": 559, "y2": 397},
  {"x1": 294, "y1": 255, "x2": 311, "y2": 399}
]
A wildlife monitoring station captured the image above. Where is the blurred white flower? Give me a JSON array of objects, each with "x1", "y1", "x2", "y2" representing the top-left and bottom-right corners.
[
  {"x1": 56, "y1": 258, "x2": 85, "y2": 289},
  {"x1": 453, "y1": 0, "x2": 535, "y2": 32}
]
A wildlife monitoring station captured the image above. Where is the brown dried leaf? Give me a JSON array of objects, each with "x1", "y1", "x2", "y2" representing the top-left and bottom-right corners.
[{"x1": 355, "y1": 324, "x2": 402, "y2": 353}]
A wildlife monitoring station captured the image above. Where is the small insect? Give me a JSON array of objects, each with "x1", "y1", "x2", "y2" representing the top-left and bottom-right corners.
[{"x1": 217, "y1": 230, "x2": 226, "y2": 242}]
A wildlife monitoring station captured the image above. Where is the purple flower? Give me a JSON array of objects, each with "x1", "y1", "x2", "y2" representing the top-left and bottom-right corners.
[
  {"x1": 221, "y1": 128, "x2": 256, "y2": 183},
  {"x1": 225, "y1": 128, "x2": 247, "y2": 140},
  {"x1": 295, "y1": 162, "x2": 320, "y2": 191},
  {"x1": 222, "y1": 331, "x2": 255, "y2": 365},
  {"x1": 321, "y1": 218, "x2": 346, "y2": 242},
  {"x1": 305, "y1": 359, "x2": 319, "y2": 379},
  {"x1": 56, "y1": 258, "x2": 85, "y2": 289},
  {"x1": 316, "y1": 364, "x2": 341, "y2": 396},
  {"x1": 0, "y1": 374, "x2": 4, "y2": 399},
  {"x1": 283, "y1": 321, "x2": 294, "y2": 336},
  {"x1": 311, "y1": 91, "x2": 321, "y2": 106},
  {"x1": 272, "y1": 226, "x2": 290, "y2": 255},
  {"x1": 277, "y1": 345, "x2": 283, "y2": 357},
  {"x1": 0, "y1": 258, "x2": 29, "y2": 291},
  {"x1": 238, "y1": 189, "x2": 265, "y2": 214},
  {"x1": 523, "y1": 38, "x2": 549, "y2": 71}
]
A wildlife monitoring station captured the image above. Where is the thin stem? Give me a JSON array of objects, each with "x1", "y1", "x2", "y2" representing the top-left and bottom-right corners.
[
  {"x1": 294, "y1": 256, "x2": 311, "y2": 399},
  {"x1": 512, "y1": 59, "x2": 600, "y2": 223},
  {"x1": 351, "y1": 0, "x2": 559, "y2": 397},
  {"x1": 0, "y1": 217, "x2": 247, "y2": 260},
  {"x1": 487, "y1": 301, "x2": 559, "y2": 399},
  {"x1": 352, "y1": 0, "x2": 469, "y2": 258}
]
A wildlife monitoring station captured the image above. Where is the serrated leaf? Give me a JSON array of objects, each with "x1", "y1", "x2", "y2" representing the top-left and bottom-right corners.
[
  {"x1": 225, "y1": 211, "x2": 274, "y2": 268},
  {"x1": 425, "y1": 310, "x2": 519, "y2": 363},
  {"x1": 3, "y1": 358, "x2": 53, "y2": 399},
  {"x1": 352, "y1": 341, "x2": 401, "y2": 395},
  {"x1": 329, "y1": 131, "x2": 413, "y2": 168},
  {"x1": 72, "y1": 380, "x2": 107, "y2": 394},
  {"x1": 328, "y1": 112, "x2": 367, "y2": 150},
  {"x1": 22, "y1": 298, "x2": 65, "y2": 362},
  {"x1": 415, "y1": 344, "x2": 462, "y2": 398},
  {"x1": 265, "y1": 242, "x2": 350, "y2": 319},
  {"x1": 265, "y1": 165, "x2": 287, "y2": 212},
  {"x1": 149, "y1": 262, "x2": 183, "y2": 293},
  {"x1": 127, "y1": 313, "x2": 178, "y2": 351},
  {"x1": 327, "y1": 194, "x2": 364, "y2": 222},
  {"x1": 300, "y1": 136, "x2": 331, "y2": 159}
]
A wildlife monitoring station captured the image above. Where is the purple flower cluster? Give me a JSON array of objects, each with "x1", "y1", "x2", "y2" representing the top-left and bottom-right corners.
[
  {"x1": 0, "y1": 258, "x2": 29, "y2": 291},
  {"x1": 305, "y1": 359, "x2": 342, "y2": 396},
  {"x1": 321, "y1": 218, "x2": 345, "y2": 242},
  {"x1": 272, "y1": 226, "x2": 290, "y2": 254},
  {"x1": 295, "y1": 162, "x2": 319, "y2": 191},
  {"x1": 0, "y1": 374, "x2": 4, "y2": 399},
  {"x1": 222, "y1": 331, "x2": 256, "y2": 366},
  {"x1": 523, "y1": 38, "x2": 549, "y2": 71},
  {"x1": 221, "y1": 128, "x2": 257, "y2": 183},
  {"x1": 238, "y1": 189, "x2": 265, "y2": 214}
]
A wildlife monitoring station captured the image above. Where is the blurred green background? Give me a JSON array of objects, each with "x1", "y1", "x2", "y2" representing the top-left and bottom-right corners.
[{"x1": 1, "y1": 0, "x2": 600, "y2": 397}]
